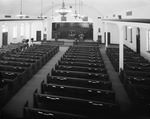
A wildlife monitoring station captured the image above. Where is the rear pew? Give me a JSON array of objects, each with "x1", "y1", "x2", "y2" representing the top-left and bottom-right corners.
[
  {"x1": 1, "y1": 72, "x2": 19, "y2": 103},
  {"x1": 123, "y1": 70, "x2": 150, "y2": 89},
  {"x1": 34, "y1": 90, "x2": 119, "y2": 118},
  {"x1": 41, "y1": 82, "x2": 115, "y2": 103},
  {"x1": 24, "y1": 101, "x2": 89, "y2": 119},
  {"x1": 0, "y1": 81, "x2": 9, "y2": 107}
]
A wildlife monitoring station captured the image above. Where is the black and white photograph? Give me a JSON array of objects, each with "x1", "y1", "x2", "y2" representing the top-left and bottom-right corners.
[{"x1": 0, "y1": 0, "x2": 150, "y2": 119}]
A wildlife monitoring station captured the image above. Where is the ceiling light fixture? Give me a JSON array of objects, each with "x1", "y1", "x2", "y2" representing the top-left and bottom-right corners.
[
  {"x1": 72, "y1": 0, "x2": 79, "y2": 19},
  {"x1": 50, "y1": 2, "x2": 54, "y2": 19},
  {"x1": 55, "y1": 0, "x2": 71, "y2": 16},
  {"x1": 38, "y1": 0, "x2": 47, "y2": 19},
  {"x1": 16, "y1": 0, "x2": 27, "y2": 19},
  {"x1": 79, "y1": 1, "x2": 85, "y2": 19}
]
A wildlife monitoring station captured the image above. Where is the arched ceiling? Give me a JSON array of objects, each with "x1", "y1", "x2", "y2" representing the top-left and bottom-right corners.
[{"x1": 0, "y1": 0, "x2": 150, "y2": 17}]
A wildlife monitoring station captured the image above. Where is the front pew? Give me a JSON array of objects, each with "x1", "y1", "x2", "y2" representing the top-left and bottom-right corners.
[
  {"x1": 24, "y1": 101, "x2": 89, "y2": 119},
  {"x1": 34, "y1": 91, "x2": 119, "y2": 118}
]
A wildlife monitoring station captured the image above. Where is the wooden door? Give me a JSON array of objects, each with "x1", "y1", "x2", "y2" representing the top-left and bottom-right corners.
[
  {"x1": 136, "y1": 35, "x2": 140, "y2": 54},
  {"x1": 36, "y1": 31, "x2": 41, "y2": 41},
  {"x1": 104, "y1": 32, "x2": 110, "y2": 44},
  {"x1": 2, "y1": 32, "x2": 8, "y2": 46}
]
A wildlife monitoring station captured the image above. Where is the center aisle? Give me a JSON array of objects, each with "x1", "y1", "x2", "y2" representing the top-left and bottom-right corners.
[{"x1": 2, "y1": 46, "x2": 68, "y2": 119}]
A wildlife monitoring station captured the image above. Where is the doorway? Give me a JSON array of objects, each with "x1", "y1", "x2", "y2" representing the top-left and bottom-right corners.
[
  {"x1": 2, "y1": 32, "x2": 8, "y2": 46},
  {"x1": 136, "y1": 28, "x2": 140, "y2": 54},
  {"x1": 104, "y1": 32, "x2": 110, "y2": 44},
  {"x1": 36, "y1": 31, "x2": 41, "y2": 41}
]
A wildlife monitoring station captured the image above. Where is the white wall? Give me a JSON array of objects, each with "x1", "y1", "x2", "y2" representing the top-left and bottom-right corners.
[
  {"x1": 0, "y1": 20, "x2": 44, "y2": 47},
  {"x1": 124, "y1": 26, "x2": 136, "y2": 52},
  {"x1": 140, "y1": 28, "x2": 150, "y2": 61},
  {"x1": 103, "y1": 21, "x2": 150, "y2": 62},
  {"x1": 107, "y1": 23, "x2": 119, "y2": 44},
  {"x1": 31, "y1": 21, "x2": 44, "y2": 41},
  {"x1": 107, "y1": 4, "x2": 150, "y2": 19},
  {"x1": 25, "y1": 22, "x2": 30, "y2": 40},
  {"x1": 0, "y1": 21, "x2": 26, "y2": 45},
  {"x1": 7, "y1": 22, "x2": 24, "y2": 44}
]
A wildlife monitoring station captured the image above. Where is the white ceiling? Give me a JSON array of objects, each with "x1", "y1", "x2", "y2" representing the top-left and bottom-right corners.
[{"x1": 0, "y1": 0, "x2": 150, "y2": 17}]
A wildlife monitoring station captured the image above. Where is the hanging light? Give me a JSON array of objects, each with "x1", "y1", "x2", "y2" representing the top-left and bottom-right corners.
[
  {"x1": 79, "y1": 1, "x2": 85, "y2": 19},
  {"x1": 50, "y1": 2, "x2": 54, "y2": 19},
  {"x1": 72, "y1": 0, "x2": 80, "y2": 19},
  {"x1": 55, "y1": 0, "x2": 71, "y2": 16},
  {"x1": 38, "y1": 0, "x2": 47, "y2": 19},
  {"x1": 16, "y1": 0, "x2": 27, "y2": 18}
]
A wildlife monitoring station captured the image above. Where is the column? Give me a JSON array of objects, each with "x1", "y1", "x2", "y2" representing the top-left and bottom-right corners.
[
  {"x1": 101, "y1": 22, "x2": 104, "y2": 44},
  {"x1": 0, "y1": 23, "x2": 2, "y2": 47},
  {"x1": 43, "y1": 20, "x2": 47, "y2": 41},
  {"x1": 47, "y1": 17, "x2": 52, "y2": 40},
  {"x1": 29, "y1": 22, "x2": 32, "y2": 46},
  {"x1": 105, "y1": 22, "x2": 108, "y2": 50},
  {"x1": 119, "y1": 26, "x2": 124, "y2": 72},
  {"x1": 42, "y1": 20, "x2": 45, "y2": 41}
]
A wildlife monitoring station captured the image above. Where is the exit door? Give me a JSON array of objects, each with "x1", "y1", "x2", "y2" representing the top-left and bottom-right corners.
[
  {"x1": 136, "y1": 28, "x2": 140, "y2": 54},
  {"x1": 36, "y1": 31, "x2": 41, "y2": 41},
  {"x1": 104, "y1": 32, "x2": 110, "y2": 44},
  {"x1": 136, "y1": 35, "x2": 140, "y2": 54},
  {"x1": 2, "y1": 32, "x2": 8, "y2": 46}
]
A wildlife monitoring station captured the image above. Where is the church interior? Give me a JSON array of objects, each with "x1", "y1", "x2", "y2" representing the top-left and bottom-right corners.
[{"x1": 0, "y1": 0, "x2": 150, "y2": 119}]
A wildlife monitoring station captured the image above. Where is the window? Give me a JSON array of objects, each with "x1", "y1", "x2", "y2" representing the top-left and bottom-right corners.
[
  {"x1": 148, "y1": 30, "x2": 150, "y2": 52},
  {"x1": 98, "y1": 28, "x2": 101, "y2": 33},
  {"x1": 13, "y1": 25, "x2": 17, "y2": 38},
  {"x1": 2, "y1": 23, "x2": 8, "y2": 33},
  {"x1": 21, "y1": 24, "x2": 24, "y2": 37},
  {"x1": 130, "y1": 28, "x2": 132, "y2": 43},
  {"x1": 125, "y1": 26, "x2": 127, "y2": 40},
  {"x1": 128, "y1": 26, "x2": 132, "y2": 43}
]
